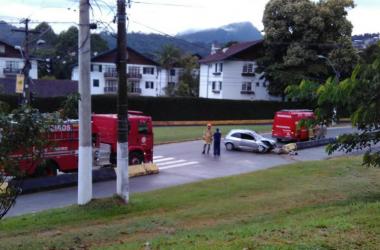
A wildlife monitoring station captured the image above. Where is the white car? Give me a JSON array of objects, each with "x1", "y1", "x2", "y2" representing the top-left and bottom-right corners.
[{"x1": 224, "y1": 129, "x2": 276, "y2": 153}]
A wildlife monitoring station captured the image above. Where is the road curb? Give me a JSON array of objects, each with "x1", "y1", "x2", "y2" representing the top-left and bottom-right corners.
[
  {"x1": 11, "y1": 164, "x2": 159, "y2": 195},
  {"x1": 296, "y1": 137, "x2": 337, "y2": 150}
]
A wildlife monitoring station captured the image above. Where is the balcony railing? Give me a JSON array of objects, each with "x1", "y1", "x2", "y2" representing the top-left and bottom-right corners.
[
  {"x1": 104, "y1": 71, "x2": 118, "y2": 78},
  {"x1": 3, "y1": 68, "x2": 22, "y2": 75},
  {"x1": 129, "y1": 87, "x2": 142, "y2": 94},
  {"x1": 104, "y1": 86, "x2": 118, "y2": 93},
  {"x1": 127, "y1": 73, "x2": 142, "y2": 79},
  {"x1": 240, "y1": 90, "x2": 255, "y2": 95},
  {"x1": 241, "y1": 72, "x2": 255, "y2": 77}
]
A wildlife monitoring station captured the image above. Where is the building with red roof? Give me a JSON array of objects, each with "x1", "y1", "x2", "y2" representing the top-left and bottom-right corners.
[{"x1": 199, "y1": 40, "x2": 280, "y2": 101}]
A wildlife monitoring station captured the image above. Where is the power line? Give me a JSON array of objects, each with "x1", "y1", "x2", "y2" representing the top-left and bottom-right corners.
[{"x1": 130, "y1": 1, "x2": 200, "y2": 8}]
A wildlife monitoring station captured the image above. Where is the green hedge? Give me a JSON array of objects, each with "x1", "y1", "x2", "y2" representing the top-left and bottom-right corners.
[{"x1": 1, "y1": 94, "x2": 313, "y2": 121}]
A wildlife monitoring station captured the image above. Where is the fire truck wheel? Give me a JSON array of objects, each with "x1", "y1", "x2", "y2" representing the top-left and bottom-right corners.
[
  {"x1": 44, "y1": 161, "x2": 58, "y2": 176},
  {"x1": 129, "y1": 152, "x2": 144, "y2": 166}
]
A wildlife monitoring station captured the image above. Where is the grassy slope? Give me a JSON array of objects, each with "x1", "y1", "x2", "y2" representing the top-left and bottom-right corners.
[
  {"x1": 154, "y1": 125, "x2": 271, "y2": 144},
  {"x1": 1, "y1": 157, "x2": 380, "y2": 249}
]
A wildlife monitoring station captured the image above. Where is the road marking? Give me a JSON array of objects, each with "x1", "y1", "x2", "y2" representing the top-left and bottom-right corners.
[
  {"x1": 153, "y1": 156, "x2": 164, "y2": 160},
  {"x1": 154, "y1": 157, "x2": 175, "y2": 163},
  {"x1": 160, "y1": 161, "x2": 199, "y2": 170},
  {"x1": 157, "y1": 160, "x2": 186, "y2": 166}
]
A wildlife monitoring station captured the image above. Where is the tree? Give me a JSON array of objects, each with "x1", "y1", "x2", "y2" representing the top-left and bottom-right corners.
[
  {"x1": 0, "y1": 106, "x2": 60, "y2": 219},
  {"x1": 287, "y1": 42, "x2": 380, "y2": 167},
  {"x1": 176, "y1": 54, "x2": 199, "y2": 97},
  {"x1": 257, "y1": 0, "x2": 358, "y2": 98},
  {"x1": 30, "y1": 22, "x2": 57, "y2": 78},
  {"x1": 156, "y1": 44, "x2": 182, "y2": 96},
  {"x1": 29, "y1": 25, "x2": 109, "y2": 79}
]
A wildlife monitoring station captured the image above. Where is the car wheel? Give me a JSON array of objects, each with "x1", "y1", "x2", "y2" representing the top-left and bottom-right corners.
[
  {"x1": 129, "y1": 152, "x2": 144, "y2": 166},
  {"x1": 225, "y1": 143, "x2": 234, "y2": 151},
  {"x1": 257, "y1": 145, "x2": 267, "y2": 153}
]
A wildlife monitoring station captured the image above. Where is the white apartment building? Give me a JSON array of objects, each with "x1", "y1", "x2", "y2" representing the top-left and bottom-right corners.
[
  {"x1": 199, "y1": 40, "x2": 280, "y2": 101},
  {"x1": 0, "y1": 40, "x2": 38, "y2": 79},
  {"x1": 71, "y1": 47, "x2": 181, "y2": 96}
]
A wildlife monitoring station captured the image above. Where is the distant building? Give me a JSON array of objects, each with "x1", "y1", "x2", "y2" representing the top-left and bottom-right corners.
[
  {"x1": 71, "y1": 47, "x2": 181, "y2": 96},
  {"x1": 352, "y1": 34, "x2": 380, "y2": 50},
  {"x1": 0, "y1": 40, "x2": 38, "y2": 79},
  {"x1": 199, "y1": 40, "x2": 280, "y2": 101}
]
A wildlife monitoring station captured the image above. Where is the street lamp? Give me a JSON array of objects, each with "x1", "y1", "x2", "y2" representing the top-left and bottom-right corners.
[
  {"x1": 317, "y1": 54, "x2": 340, "y2": 125},
  {"x1": 317, "y1": 55, "x2": 340, "y2": 82}
]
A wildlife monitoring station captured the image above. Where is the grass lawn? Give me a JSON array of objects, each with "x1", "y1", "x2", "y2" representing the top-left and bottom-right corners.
[
  {"x1": 1, "y1": 156, "x2": 380, "y2": 249},
  {"x1": 154, "y1": 125, "x2": 271, "y2": 144}
]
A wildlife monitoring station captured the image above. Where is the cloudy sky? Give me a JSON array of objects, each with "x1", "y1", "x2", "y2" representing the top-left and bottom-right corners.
[{"x1": 0, "y1": 0, "x2": 378, "y2": 35}]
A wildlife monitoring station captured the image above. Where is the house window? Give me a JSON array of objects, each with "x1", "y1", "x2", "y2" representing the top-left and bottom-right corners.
[
  {"x1": 170, "y1": 69, "x2": 176, "y2": 76},
  {"x1": 145, "y1": 81, "x2": 154, "y2": 89},
  {"x1": 0, "y1": 45, "x2": 5, "y2": 54},
  {"x1": 214, "y1": 63, "x2": 223, "y2": 73},
  {"x1": 93, "y1": 79, "x2": 99, "y2": 87},
  {"x1": 242, "y1": 82, "x2": 252, "y2": 91},
  {"x1": 105, "y1": 80, "x2": 117, "y2": 93},
  {"x1": 212, "y1": 81, "x2": 222, "y2": 93},
  {"x1": 91, "y1": 64, "x2": 102, "y2": 72},
  {"x1": 243, "y1": 63, "x2": 254, "y2": 73},
  {"x1": 263, "y1": 81, "x2": 267, "y2": 87},
  {"x1": 143, "y1": 67, "x2": 154, "y2": 75},
  {"x1": 104, "y1": 65, "x2": 116, "y2": 73},
  {"x1": 256, "y1": 82, "x2": 260, "y2": 87},
  {"x1": 6, "y1": 61, "x2": 20, "y2": 69},
  {"x1": 128, "y1": 66, "x2": 140, "y2": 75}
]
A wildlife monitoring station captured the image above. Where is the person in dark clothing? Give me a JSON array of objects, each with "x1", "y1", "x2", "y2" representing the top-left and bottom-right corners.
[{"x1": 213, "y1": 128, "x2": 221, "y2": 156}]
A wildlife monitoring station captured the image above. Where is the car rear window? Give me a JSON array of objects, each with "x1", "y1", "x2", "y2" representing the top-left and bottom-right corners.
[
  {"x1": 231, "y1": 133, "x2": 241, "y2": 138},
  {"x1": 241, "y1": 133, "x2": 255, "y2": 140}
]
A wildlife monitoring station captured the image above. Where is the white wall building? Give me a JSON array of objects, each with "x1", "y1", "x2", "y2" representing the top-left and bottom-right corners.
[
  {"x1": 199, "y1": 40, "x2": 280, "y2": 101},
  {"x1": 71, "y1": 47, "x2": 181, "y2": 96},
  {"x1": 0, "y1": 40, "x2": 38, "y2": 79}
]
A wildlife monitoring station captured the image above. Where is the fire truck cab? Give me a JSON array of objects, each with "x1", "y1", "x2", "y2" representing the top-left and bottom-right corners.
[{"x1": 92, "y1": 111, "x2": 154, "y2": 166}]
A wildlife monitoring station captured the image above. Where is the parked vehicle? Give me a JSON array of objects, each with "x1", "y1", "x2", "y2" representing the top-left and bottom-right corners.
[
  {"x1": 272, "y1": 109, "x2": 315, "y2": 142},
  {"x1": 92, "y1": 111, "x2": 153, "y2": 165},
  {"x1": 224, "y1": 129, "x2": 276, "y2": 153}
]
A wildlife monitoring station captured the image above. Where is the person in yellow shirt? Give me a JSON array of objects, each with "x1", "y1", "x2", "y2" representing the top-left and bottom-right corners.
[{"x1": 202, "y1": 123, "x2": 213, "y2": 154}]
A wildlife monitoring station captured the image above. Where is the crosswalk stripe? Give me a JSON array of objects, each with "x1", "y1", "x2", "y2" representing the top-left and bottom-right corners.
[
  {"x1": 154, "y1": 157, "x2": 175, "y2": 163},
  {"x1": 159, "y1": 161, "x2": 199, "y2": 170},
  {"x1": 156, "y1": 160, "x2": 186, "y2": 166},
  {"x1": 153, "y1": 156, "x2": 164, "y2": 160}
]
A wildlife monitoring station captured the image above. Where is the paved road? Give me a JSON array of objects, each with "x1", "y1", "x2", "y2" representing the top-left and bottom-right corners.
[{"x1": 6, "y1": 127, "x2": 356, "y2": 217}]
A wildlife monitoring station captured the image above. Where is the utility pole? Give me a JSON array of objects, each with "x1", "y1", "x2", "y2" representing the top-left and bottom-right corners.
[
  {"x1": 12, "y1": 19, "x2": 39, "y2": 105},
  {"x1": 78, "y1": 0, "x2": 92, "y2": 205},
  {"x1": 116, "y1": 0, "x2": 129, "y2": 202}
]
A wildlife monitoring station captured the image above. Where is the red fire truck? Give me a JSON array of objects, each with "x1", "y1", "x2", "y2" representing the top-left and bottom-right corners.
[
  {"x1": 272, "y1": 109, "x2": 316, "y2": 142},
  {"x1": 5, "y1": 111, "x2": 153, "y2": 177}
]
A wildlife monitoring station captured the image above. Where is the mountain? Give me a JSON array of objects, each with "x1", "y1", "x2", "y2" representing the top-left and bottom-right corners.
[
  {"x1": 0, "y1": 21, "x2": 25, "y2": 46},
  {"x1": 99, "y1": 32, "x2": 210, "y2": 59},
  {"x1": 177, "y1": 22, "x2": 263, "y2": 44},
  {"x1": 0, "y1": 20, "x2": 262, "y2": 61}
]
